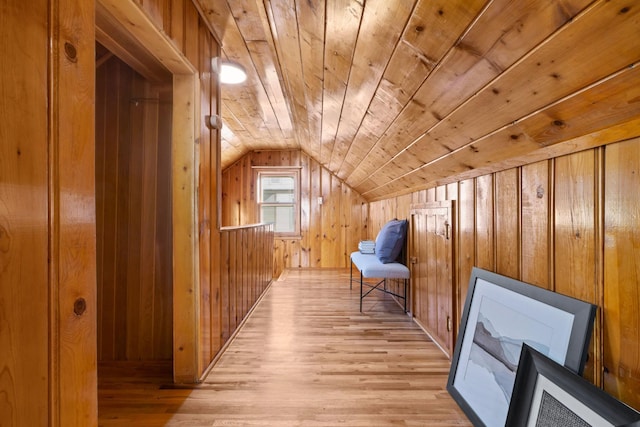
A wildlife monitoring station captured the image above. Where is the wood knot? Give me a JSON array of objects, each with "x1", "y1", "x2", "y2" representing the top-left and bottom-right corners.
[
  {"x1": 74, "y1": 298, "x2": 87, "y2": 316},
  {"x1": 64, "y1": 42, "x2": 77, "y2": 63},
  {"x1": 553, "y1": 120, "x2": 566, "y2": 128}
]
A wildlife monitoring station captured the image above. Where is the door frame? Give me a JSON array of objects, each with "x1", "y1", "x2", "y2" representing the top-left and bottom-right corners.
[{"x1": 97, "y1": 0, "x2": 201, "y2": 383}]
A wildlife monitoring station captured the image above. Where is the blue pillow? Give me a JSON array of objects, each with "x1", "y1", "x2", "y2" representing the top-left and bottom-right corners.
[{"x1": 375, "y1": 219, "x2": 408, "y2": 263}]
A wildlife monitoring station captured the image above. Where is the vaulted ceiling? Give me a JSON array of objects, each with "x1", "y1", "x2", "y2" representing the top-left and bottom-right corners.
[{"x1": 196, "y1": 0, "x2": 640, "y2": 200}]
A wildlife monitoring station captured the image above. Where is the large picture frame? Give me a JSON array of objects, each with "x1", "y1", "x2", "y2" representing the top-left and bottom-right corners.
[
  {"x1": 506, "y1": 344, "x2": 640, "y2": 426},
  {"x1": 447, "y1": 267, "x2": 596, "y2": 427}
]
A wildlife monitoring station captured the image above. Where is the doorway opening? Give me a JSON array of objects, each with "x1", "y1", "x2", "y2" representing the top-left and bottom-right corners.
[{"x1": 95, "y1": 4, "x2": 174, "y2": 388}]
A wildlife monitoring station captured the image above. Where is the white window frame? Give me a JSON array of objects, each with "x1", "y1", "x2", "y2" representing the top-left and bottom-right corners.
[{"x1": 256, "y1": 168, "x2": 301, "y2": 237}]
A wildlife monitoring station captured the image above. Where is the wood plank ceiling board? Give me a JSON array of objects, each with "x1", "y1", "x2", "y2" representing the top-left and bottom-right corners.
[
  {"x1": 296, "y1": 0, "x2": 326, "y2": 162},
  {"x1": 358, "y1": 0, "x2": 640, "y2": 196},
  {"x1": 428, "y1": 117, "x2": 640, "y2": 193},
  {"x1": 228, "y1": 0, "x2": 295, "y2": 142},
  {"x1": 220, "y1": 14, "x2": 281, "y2": 143},
  {"x1": 337, "y1": 0, "x2": 489, "y2": 181},
  {"x1": 245, "y1": 39, "x2": 295, "y2": 136},
  {"x1": 363, "y1": 62, "x2": 640, "y2": 200},
  {"x1": 346, "y1": 0, "x2": 593, "y2": 189},
  {"x1": 198, "y1": 0, "x2": 269, "y2": 147},
  {"x1": 327, "y1": 0, "x2": 416, "y2": 173},
  {"x1": 196, "y1": 0, "x2": 640, "y2": 200},
  {"x1": 320, "y1": 0, "x2": 363, "y2": 166},
  {"x1": 200, "y1": 0, "x2": 294, "y2": 154},
  {"x1": 264, "y1": 0, "x2": 312, "y2": 149}
]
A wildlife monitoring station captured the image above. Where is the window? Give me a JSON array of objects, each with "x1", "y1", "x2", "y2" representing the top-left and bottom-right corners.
[{"x1": 257, "y1": 170, "x2": 300, "y2": 236}]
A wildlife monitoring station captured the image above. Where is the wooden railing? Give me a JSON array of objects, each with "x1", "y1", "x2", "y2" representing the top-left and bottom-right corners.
[{"x1": 220, "y1": 223, "x2": 274, "y2": 345}]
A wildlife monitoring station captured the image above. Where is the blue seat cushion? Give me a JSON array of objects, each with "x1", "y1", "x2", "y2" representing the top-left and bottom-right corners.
[{"x1": 374, "y1": 219, "x2": 408, "y2": 263}]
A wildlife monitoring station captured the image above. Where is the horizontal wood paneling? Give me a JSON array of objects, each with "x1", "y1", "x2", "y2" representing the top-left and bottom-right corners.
[
  {"x1": 96, "y1": 54, "x2": 173, "y2": 362},
  {"x1": 371, "y1": 134, "x2": 640, "y2": 410},
  {"x1": 221, "y1": 150, "x2": 368, "y2": 278}
]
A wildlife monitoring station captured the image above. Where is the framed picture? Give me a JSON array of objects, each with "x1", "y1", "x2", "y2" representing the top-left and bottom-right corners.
[
  {"x1": 447, "y1": 267, "x2": 596, "y2": 427},
  {"x1": 506, "y1": 344, "x2": 640, "y2": 427}
]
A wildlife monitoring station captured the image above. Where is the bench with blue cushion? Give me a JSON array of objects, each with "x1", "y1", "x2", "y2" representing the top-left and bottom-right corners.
[{"x1": 350, "y1": 219, "x2": 410, "y2": 312}]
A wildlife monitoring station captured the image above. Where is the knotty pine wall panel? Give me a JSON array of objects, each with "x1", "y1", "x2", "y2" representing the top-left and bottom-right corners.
[
  {"x1": 371, "y1": 135, "x2": 640, "y2": 410},
  {"x1": 2, "y1": 0, "x2": 96, "y2": 424},
  {"x1": 603, "y1": 140, "x2": 640, "y2": 410},
  {"x1": 96, "y1": 55, "x2": 173, "y2": 362},
  {"x1": 495, "y1": 168, "x2": 520, "y2": 279},
  {"x1": 554, "y1": 149, "x2": 599, "y2": 384},
  {"x1": 457, "y1": 179, "x2": 475, "y2": 325},
  {"x1": 197, "y1": 17, "x2": 221, "y2": 373},
  {"x1": 554, "y1": 151, "x2": 598, "y2": 311},
  {"x1": 521, "y1": 161, "x2": 551, "y2": 288},
  {"x1": 221, "y1": 150, "x2": 367, "y2": 278},
  {"x1": 1, "y1": 2, "x2": 50, "y2": 424},
  {"x1": 474, "y1": 174, "x2": 495, "y2": 271}
]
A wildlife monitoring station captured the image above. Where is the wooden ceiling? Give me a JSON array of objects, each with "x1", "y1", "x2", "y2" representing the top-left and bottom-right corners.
[{"x1": 196, "y1": 0, "x2": 640, "y2": 200}]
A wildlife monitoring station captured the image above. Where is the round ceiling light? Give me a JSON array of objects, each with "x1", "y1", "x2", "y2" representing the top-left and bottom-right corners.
[{"x1": 220, "y1": 61, "x2": 247, "y2": 84}]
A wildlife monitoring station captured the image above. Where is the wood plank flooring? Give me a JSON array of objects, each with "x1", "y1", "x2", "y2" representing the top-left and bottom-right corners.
[{"x1": 98, "y1": 268, "x2": 471, "y2": 426}]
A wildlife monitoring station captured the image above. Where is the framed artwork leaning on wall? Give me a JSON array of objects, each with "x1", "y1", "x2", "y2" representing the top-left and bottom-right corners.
[
  {"x1": 506, "y1": 344, "x2": 640, "y2": 427},
  {"x1": 447, "y1": 267, "x2": 597, "y2": 427}
]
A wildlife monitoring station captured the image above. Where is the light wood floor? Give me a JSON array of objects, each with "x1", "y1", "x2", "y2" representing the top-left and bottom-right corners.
[{"x1": 98, "y1": 268, "x2": 471, "y2": 426}]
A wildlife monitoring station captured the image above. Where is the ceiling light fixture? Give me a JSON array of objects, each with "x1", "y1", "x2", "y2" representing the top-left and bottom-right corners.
[{"x1": 219, "y1": 61, "x2": 247, "y2": 84}]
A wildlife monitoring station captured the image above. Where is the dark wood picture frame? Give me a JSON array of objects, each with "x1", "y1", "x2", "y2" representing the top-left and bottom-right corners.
[
  {"x1": 506, "y1": 344, "x2": 640, "y2": 426},
  {"x1": 447, "y1": 267, "x2": 597, "y2": 427}
]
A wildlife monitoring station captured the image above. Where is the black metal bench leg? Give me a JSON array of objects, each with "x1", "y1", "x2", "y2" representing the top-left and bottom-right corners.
[
  {"x1": 350, "y1": 260, "x2": 353, "y2": 290},
  {"x1": 404, "y1": 279, "x2": 408, "y2": 312},
  {"x1": 360, "y1": 272, "x2": 364, "y2": 312}
]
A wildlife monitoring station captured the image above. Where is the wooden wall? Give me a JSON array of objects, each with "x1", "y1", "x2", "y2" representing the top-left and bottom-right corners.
[
  {"x1": 95, "y1": 53, "x2": 173, "y2": 361},
  {"x1": 97, "y1": 0, "x2": 223, "y2": 382},
  {"x1": 194, "y1": 14, "x2": 222, "y2": 379},
  {"x1": 1, "y1": 0, "x2": 97, "y2": 425},
  {"x1": 370, "y1": 135, "x2": 640, "y2": 410},
  {"x1": 221, "y1": 150, "x2": 369, "y2": 278},
  {"x1": 220, "y1": 224, "x2": 274, "y2": 346},
  {"x1": 3, "y1": 0, "x2": 223, "y2": 423}
]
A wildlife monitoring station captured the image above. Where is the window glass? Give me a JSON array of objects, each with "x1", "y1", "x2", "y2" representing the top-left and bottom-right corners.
[
  {"x1": 261, "y1": 205, "x2": 295, "y2": 233},
  {"x1": 261, "y1": 176, "x2": 295, "y2": 203},
  {"x1": 257, "y1": 171, "x2": 299, "y2": 236}
]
